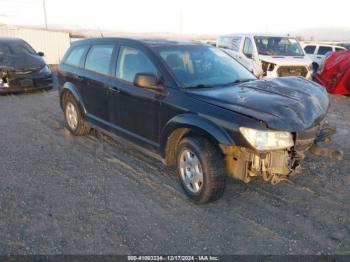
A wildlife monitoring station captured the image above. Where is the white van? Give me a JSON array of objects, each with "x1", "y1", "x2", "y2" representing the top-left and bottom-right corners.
[{"x1": 217, "y1": 34, "x2": 313, "y2": 79}]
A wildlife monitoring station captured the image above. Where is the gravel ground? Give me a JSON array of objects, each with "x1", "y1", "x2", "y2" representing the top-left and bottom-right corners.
[{"x1": 0, "y1": 86, "x2": 349, "y2": 255}]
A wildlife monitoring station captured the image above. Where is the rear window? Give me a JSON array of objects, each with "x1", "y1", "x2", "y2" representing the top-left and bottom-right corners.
[
  {"x1": 85, "y1": 45, "x2": 114, "y2": 75},
  {"x1": 304, "y1": 45, "x2": 316, "y2": 54},
  {"x1": 317, "y1": 46, "x2": 332, "y2": 55},
  {"x1": 65, "y1": 46, "x2": 88, "y2": 67}
]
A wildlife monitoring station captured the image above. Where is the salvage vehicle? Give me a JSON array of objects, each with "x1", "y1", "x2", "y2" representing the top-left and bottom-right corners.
[
  {"x1": 303, "y1": 43, "x2": 346, "y2": 72},
  {"x1": 217, "y1": 34, "x2": 313, "y2": 79},
  {"x1": 0, "y1": 37, "x2": 53, "y2": 94},
  {"x1": 314, "y1": 49, "x2": 350, "y2": 95},
  {"x1": 58, "y1": 38, "x2": 342, "y2": 203}
]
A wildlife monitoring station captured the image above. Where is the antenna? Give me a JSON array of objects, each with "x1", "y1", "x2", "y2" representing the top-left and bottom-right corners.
[{"x1": 98, "y1": 27, "x2": 104, "y2": 38}]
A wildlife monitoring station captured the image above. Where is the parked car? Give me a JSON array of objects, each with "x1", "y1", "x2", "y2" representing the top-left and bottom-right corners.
[
  {"x1": 314, "y1": 49, "x2": 350, "y2": 95},
  {"x1": 0, "y1": 37, "x2": 53, "y2": 94},
  {"x1": 216, "y1": 34, "x2": 313, "y2": 79},
  {"x1": 58, "y1": 38, "x2": 341, "y2": 203},
  {"x1": 303, "y1": 43, "x2": 346, "y2": 71}
]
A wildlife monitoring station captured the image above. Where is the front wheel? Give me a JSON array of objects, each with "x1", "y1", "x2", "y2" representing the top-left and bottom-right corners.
[{"x1": 176, "y1": 137, "x2": 227, "y2": 204}]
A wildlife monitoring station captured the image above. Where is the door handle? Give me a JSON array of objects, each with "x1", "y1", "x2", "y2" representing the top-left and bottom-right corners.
[
  {"x1": 74, "y1": 75, "x2": 83, "y2": 81},
  {"x1": 109, "y1": 87, "x2": 120, "y2": 93}
]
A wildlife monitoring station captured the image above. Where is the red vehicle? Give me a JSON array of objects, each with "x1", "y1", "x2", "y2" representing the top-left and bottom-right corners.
[{"x1": 314, "y1": 50, "x2": 350, "y2": 95}]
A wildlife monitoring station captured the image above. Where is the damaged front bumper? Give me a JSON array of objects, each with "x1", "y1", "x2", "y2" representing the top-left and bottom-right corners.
[
  {"x1": 0, "y1": 67, "x2": 53, "y2": 94},
  {"x1": 222, "y1": 122, "x2": 343, "y2": 185}
]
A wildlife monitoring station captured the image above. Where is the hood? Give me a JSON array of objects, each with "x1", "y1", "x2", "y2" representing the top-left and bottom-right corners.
[
  {"x1": 0, "y1": 53, "x2": 45, "y2": 71},
  {"x1": 259, "y1": 55, "x2": 312, "y2": 66},
  {"x1": 187, "y1": 77, "x2": 329, "y2": 132}
]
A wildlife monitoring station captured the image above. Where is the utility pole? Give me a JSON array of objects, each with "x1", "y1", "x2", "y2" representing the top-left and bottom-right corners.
[{"x1": 43, "y1": 0, "x2": 48, "y2": 29}]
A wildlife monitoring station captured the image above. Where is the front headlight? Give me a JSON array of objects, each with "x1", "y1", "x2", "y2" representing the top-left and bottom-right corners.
[
  {"x1": 240, "y1": 127, "x2": 294, "y2": 151},
  {"x1": 39, "y1": 65, "x2": 51, "y2": 74}
]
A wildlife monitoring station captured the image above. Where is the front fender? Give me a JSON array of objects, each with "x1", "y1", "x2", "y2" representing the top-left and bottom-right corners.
[
  {"x1": 60, "y1": 82, "x2": 86, "y2": 114},
  {"x1": 160, "y1": 114, "x2": 236, "y2": 158}
]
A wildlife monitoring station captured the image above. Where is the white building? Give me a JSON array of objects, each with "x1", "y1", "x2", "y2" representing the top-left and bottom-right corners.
[{"x1": 0, "y1": 26, "x2": 71, "y2": 65}]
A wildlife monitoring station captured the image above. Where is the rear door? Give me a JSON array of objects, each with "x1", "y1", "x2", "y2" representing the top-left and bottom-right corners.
[{"x1": 79, "y1": 44, "x2": 116, "y2": 124}]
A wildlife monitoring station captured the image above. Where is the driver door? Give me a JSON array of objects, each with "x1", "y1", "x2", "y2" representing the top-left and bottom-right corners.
[{"x1": 109, "y1": 44, "x2": 162, "y2": 148}]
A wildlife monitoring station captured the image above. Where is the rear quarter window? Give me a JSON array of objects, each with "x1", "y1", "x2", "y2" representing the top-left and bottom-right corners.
[
  {"x1": 335, "y1": 47, "x2": 345, "y2": 52},
  {"x1": 64, "y1": 45, "x2": 88, "y2": 67}
]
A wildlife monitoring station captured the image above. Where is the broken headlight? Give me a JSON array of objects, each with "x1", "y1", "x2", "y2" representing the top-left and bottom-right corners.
[
  {"x1": 240, "y1": 127, "x2": 294, "y2": 151},
  {"x1": 261, "y1": 61, "x2": 276, "y2": 74}
]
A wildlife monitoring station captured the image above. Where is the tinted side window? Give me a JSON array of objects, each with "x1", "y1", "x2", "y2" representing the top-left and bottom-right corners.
[
  {"x1": 85, "y1": 45, "x2": 114, "y2": 75},
  {"x1": 243, "y1": 37, "x2": 253, "y2": 58},
  {"x1": 65, "y1": 46, "x2": 88, "y2": 67},
  {"x1": 304, "y1": 45, "x2": 316, "y2": 54},
  {"x1": 335, "y1": 47, "x2": 345, "y2": 52},
  {"x1": 217, "y1": 37, "x2": 229, "y2": 49},
  {"x1": 317, "y1": 46, "x2": 332, "y2": 55},
  {"x1": 116, "y1": 46, "x2": 158, "y2": 82}
]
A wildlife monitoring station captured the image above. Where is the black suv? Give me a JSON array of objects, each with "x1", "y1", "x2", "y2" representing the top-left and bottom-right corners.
[{"x1": 58, "y1": 38, "x2": 340, "y2": 203}]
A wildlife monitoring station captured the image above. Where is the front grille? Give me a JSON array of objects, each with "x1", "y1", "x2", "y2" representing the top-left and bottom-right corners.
[
  {"x1": 294, "y1": 125, "x2": 320, "y2": 152},
  {"x1": 277, "y1": 66, "x2": 308, "y2": 77},
  {"x1": 14, "y1": 67, "x2": 41, "y2": 76}
]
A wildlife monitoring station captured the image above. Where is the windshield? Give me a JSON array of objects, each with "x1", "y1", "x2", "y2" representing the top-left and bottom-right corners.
[
  {"x1": 0, "y1": 42, "x2": 37, "y2": 56},
  {"x1": 156, "y1": 45, "x2": 256, "y2": 88},
  {"x1": 254, "y1": 36, "x2": 304, "y2": 56}
]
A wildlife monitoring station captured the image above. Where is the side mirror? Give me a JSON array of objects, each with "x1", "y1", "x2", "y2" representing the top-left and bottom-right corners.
[
  {"x1": 38, "y1": 51, "x2": 45, "y2": 57},
  {"x1": 134, "y1": 73, "x2": 163, "y2": 91},
  {"x1": 245, "y1": 53, "x2": 253, "y2": 59}
]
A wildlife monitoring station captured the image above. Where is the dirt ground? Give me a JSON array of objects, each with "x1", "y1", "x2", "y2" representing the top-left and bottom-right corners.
[{"x1": 0, "y1": 87, "x2": 349, "y2": 255}]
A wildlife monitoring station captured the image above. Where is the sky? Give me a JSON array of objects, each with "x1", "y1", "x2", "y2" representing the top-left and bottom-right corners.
[{"x1": 0, "y1": 0, "x2": 349, "y2": 35}]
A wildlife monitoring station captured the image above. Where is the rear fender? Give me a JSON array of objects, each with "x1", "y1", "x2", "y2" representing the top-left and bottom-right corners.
[{"x1": 60, "y1": 82, "x2": 86, "y2": 115}]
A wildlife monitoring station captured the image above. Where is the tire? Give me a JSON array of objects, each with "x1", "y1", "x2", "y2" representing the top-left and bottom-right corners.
[
  {"x1": 176, "y1": 136, "x2": 227, "y2": 204},
  {"x1": 63, "y1": 95, "x2": 90, "y2": 136},
  {"x1": 312, "y1": 63, "x2": 319, "y2": 73}
]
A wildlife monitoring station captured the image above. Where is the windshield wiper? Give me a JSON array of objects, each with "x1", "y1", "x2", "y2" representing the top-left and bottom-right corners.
[
  {"x1": 223, "y1": 79, "x2": 255, "y2": 86},
  {"x1": 185, "y1": 84, "x2": 213, "y2": 89}
]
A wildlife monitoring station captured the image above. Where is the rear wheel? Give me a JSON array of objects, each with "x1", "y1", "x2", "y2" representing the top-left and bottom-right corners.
[
  {"x1": 63, "y1": 95, "x2": 90, "y2": 136},
  {"x1": 176, "y1": 137, "x2": 227, "y2": 204}
]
